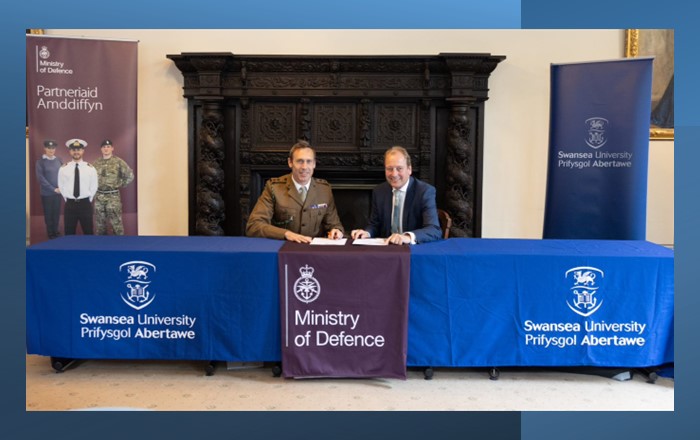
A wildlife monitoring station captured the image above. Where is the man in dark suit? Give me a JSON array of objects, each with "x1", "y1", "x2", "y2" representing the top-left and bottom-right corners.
[
  {"x1": 246, "y1": 140, "x2": 344, "y2": 243},
  {"x1": 351, "y1": 146, "x2": 441, "y2": 245}
]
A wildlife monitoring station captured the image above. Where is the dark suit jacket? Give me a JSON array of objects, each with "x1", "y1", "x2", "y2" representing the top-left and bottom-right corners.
[{"x1": 365, "y1": 177, "x2": 441, "y2": 244}]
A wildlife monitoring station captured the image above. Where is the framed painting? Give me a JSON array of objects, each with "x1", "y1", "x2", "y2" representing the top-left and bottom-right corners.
[{"x1": 625, "y1": 29, "x2": 674, "y2": 140}]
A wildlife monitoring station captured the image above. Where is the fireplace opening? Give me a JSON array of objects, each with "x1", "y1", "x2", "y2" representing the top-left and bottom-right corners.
[{"x1": 331, "y1": 183, "x2": 376, "y2": 232}]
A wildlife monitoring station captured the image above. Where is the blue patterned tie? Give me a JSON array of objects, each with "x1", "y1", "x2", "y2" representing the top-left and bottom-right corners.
[{"x1": 391, "y1": 189, "x2": 401, "y2": 233}]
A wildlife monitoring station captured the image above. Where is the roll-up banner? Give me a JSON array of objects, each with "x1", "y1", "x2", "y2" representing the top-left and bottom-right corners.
[
  {"x1": 543, "y1": 58, "x2": 653, "y2": 240},
  {"x1": 27, "y1": 35, "x2": 138, "y2": 244}
]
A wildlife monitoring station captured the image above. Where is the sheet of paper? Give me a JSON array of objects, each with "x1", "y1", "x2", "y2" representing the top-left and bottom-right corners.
[
  {"x1": 310, "y1": 238, "x2": 348, "y2": 246},
  {"x1": 352, "y1": 238, "x2": 388, "y2": 246}
]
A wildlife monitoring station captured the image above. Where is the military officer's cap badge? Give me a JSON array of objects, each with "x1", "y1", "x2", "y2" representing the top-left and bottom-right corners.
[{"x1": 65, "y1": 138, "x2": 87, "y2": 149}]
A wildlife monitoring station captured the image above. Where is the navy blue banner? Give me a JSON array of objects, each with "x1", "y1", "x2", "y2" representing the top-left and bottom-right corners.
[{"x1": 543, "y1": 58, "x2": 653, "y2": 239}]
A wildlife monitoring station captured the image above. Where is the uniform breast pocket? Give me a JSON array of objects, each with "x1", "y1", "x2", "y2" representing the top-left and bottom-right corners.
[
  {"x1": 311, "y1": 205, "x2": 327, "y2": 229},
  {"x1": 273, "y1": 207, "x2": 295, "y2": 227},
  {"x1": 312, "y1": 205, "x2": 328, "y2": 217}
]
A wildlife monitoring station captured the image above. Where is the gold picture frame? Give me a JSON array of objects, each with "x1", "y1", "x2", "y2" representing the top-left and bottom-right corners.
[{"x1": 625, "y1": 29, "x2": 674, "y2": 140}]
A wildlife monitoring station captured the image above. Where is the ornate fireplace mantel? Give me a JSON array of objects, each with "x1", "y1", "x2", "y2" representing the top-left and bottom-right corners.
[{"x1": 168, "y1": 52, "x2": 504, "y2": 237}]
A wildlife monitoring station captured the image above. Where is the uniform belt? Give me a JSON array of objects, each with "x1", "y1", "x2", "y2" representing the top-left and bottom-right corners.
[
  {"x1": 68, "y1": 197, "x2": 89, "y2": 202},
  {"x1": 97, "y1": 190, "x2": 120, "y2": 194}
]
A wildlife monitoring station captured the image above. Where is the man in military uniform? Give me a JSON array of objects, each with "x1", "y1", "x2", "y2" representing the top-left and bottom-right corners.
[
  {"x1": 92, "y1": 139, "x2": 135, "y2": 235},
  {"x1": 35, "y1": 139, "x2": 63, "y2": 239},
  {"x1": 58, "y1": 138, "x2": 98, "y2": 235},
  {"x1": 246, "y1": 140, "x2": 344, "y2": 243}
]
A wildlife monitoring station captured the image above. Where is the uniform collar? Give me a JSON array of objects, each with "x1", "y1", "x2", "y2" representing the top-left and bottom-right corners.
[{"x1": 291, "y1": 176, "x2": 310, "y2": 193}]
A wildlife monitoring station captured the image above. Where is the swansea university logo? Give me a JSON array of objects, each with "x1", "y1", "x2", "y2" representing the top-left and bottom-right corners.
[
  {"x1": 585, "y1": 117, "x2": 609, "y2": 149},
  {"x1": 565, "y1": 266, "x2": 604, "y2": 317},
  {"x1": 119, "y1": 261, "x2": 157, "y2": 310},
  {"x1": 293, "y1": 264, "x2": 321, "y2": 304}
]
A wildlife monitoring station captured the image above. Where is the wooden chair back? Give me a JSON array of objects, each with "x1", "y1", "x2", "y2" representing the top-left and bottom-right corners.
[{"x1": 437, "y1": 209, "x2": 452, "y2": 239}]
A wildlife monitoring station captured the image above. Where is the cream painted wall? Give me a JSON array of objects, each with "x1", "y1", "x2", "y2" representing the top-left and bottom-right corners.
[{"x1": 36, "y1": 30, "x2": 674, "y2": 245}]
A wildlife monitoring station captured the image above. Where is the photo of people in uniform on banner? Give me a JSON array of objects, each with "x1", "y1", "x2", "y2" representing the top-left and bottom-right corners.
[{"x1": 26, "y1": 35, "x2": 138, "y2": 243}]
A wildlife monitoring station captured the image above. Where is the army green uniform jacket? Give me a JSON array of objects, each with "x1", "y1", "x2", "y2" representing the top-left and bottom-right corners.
[{"x1": 246, "y1": 174, "x2": 344, "y2": 239}]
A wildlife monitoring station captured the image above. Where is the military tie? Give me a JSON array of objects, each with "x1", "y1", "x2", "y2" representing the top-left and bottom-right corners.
[
  {"x1": 299, "y1": 186, "x2": 307, "y2": 203},
  {"x1": 73, "y1": 163, "x2": 80, "y2": 198},
  {"x1": 391, "y1": 189, "x2": 402, "y2": 233}
]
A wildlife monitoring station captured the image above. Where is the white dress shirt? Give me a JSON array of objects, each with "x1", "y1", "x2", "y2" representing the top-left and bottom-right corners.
[
  {"x1": 390, "y1": 181, "x2": 416, "y2": 244},
  {"x1": 58, "y1": 160, "x2": 98, "y2": 201}
]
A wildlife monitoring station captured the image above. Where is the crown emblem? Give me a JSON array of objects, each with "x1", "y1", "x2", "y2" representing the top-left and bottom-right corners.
[
  {"x1": 294, "y1": 264, "x2": 320, "y2": 304},
  {"x1": 299, "y1": 265, "x2": 314, "y2": 278}
]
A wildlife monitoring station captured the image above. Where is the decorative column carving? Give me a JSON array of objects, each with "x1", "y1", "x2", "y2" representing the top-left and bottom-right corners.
[
  {"x1": 441, "y1": 53, "x2": 505, "y2": 237},
  {"x1": 239, "y1": 98, "x2": 252, "y2": 230},
  {"x1": 167, "y1": 54, "x2": 233, "y2": 236},
  {"x1": 445, "y1": 103, "x2": 473, "y2": 238},
  {"x1": 196, "y1": 101, "x2": 225, "y2": 235}
]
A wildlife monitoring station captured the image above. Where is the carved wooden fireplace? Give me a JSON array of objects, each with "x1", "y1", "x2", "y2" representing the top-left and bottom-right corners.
[{"x1": 168, "y1": 53, "x2": 504, "y2": 237}]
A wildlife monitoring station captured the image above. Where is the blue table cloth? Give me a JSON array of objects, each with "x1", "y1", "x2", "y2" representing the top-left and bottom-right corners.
[
  {"x1": 408, "y1": 238, "x2": 674, "y2": 367},
  {"x1": 27, "y1": 236, "x2": 283, "y2": 361},
  {"x1": 27, "y1": 236, "x2": 673, "y2": 369}
]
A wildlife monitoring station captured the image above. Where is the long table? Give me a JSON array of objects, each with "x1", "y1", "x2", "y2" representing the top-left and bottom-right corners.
[{"x1": 26, "y1": 236, "x2": 673, "y2": 371}]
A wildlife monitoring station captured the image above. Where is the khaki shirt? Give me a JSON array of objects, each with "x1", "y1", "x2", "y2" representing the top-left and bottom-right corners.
[{"x1": 246, "y1": 174, "x2": 344, "y2": 239}]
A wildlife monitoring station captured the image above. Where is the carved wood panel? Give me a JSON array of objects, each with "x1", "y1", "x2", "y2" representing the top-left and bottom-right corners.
[{"x1": 168, "y1": 53, "x2": 504, "y2": 237}]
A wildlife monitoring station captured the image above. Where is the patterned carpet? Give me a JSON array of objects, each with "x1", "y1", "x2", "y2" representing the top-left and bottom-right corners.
[{"x1": 26, "y1": 355, "x2": 674, "y2": 411}]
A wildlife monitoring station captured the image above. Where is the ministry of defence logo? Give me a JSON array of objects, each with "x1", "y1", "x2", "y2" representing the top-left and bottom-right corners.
[
  {"x1": 293, "y1": 264, "x2": 321, "y2": 304},
  {"x1": 565, "y1": 266, "x2": 604, "y2": 317},
  {"x1": 39, "y1": 46, "x2": 50, "y2": 59},
  {"x1": 119, "y1": 261, "x2": 157, "y2": 310},
  {"x1": 585, "y1": 117, "x2": 609, "y2": 149}
]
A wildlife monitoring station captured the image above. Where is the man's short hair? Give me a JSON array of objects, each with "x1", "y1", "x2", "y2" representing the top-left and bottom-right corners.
[
  {"x1": 385, "y1": 146, "x2": 411, "y2": 168},
  {"x1": 288, "y1": 140, "x2": 315, "y2": 160}
]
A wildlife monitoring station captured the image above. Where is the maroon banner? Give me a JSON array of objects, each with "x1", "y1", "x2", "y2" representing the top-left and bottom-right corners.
[
  {"x1": 279, "y1": 243, "x2": 410, "y2": 379},
  {"x1": 27, "y1": 35, "x2": 138, "y2": 243}
]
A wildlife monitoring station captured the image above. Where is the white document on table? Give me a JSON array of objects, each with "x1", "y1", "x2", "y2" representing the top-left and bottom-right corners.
[
  {"x1": 352, "y1": 238, "x2": 388, "y2": 246},
  {"x1": 310, "y1": 238, "x2": 348, "y2": 245}
]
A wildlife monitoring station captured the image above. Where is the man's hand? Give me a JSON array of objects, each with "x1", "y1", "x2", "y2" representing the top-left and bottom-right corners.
[
  {"x1": 328, "y1": 228, "x2": 344, "y2": 240},
  {"x1": 386, "y1": 233, "x2": 410, "y2": 245},
  {"x1": 284, "y1": 230, "x2": 312, "y2": 243},
  {"x1": 351, "y1": 229, "x2": 369, "y2": 239}
]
